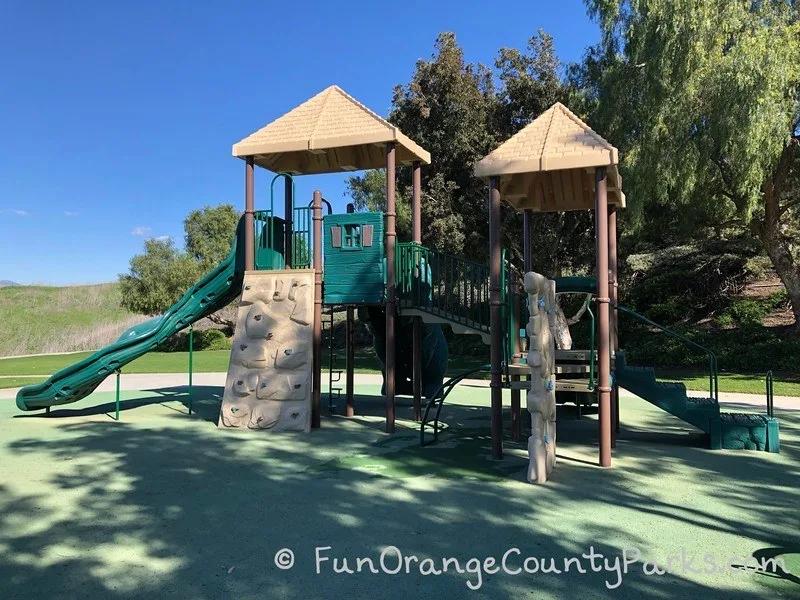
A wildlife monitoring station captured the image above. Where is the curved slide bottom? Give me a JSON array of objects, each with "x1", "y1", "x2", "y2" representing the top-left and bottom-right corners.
[
  {"x1": 359, "y1": 306, "x2": 449, "y2": 399},
  {"x1": 16, "y1": 219, "x2": 247, "y2": 412}
]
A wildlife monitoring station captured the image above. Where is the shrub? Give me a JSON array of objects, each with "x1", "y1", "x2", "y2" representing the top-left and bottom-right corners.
[
  {"x1": 196, "y1": 329, "x2": 231, "y2": 351},
  {"x1": 159, "y1": 328, "x2": 231, "y2": 352}
]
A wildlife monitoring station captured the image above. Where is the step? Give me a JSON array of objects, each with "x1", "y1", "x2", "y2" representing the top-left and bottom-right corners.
[
  {"x1": 555, "y1": 349, "x2": 617, "y2": 363},
  {"x1": 507, "y1": 378, "x2": 594, "y2": 393},
  {"x1": 507, "y1": 363, "x2": 595, "y2": 376},
  {"x1": 712, "y1": 413, "x2": 780, "y2": 452},
  {"x1": 397, "y1": 307, "x2": 490, "y2": 344}
]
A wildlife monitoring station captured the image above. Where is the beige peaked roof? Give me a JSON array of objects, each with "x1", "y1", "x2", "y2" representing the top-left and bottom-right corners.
[
  {"x1": 232, "y1": 85, "x2": 431, "y2": 175},
  {"x1": 475, "y1": 102, "x2": 625, "y2": 211}
]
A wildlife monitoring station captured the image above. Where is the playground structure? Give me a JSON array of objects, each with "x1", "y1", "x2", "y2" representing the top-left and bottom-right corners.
[{"x1": 16, "y1": 87, "x2": 780, "y2": 481}]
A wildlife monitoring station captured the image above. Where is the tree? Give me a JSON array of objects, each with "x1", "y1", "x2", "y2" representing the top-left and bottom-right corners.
[
  {"x1": 184, "y1": 204, "x2": 240, "y2": 271},
  {"x1": 494, "y1": 30, "x2": 595, "y2": 277},
  {"x1": 578, "y1": 0, "x2": 800, "y2": 330},
  {"x1": 345, "y1": 31, "x2": 590, "y2": 275},
  {"x1": 119, "y1": 204, "x2": 240, "y2": 328},
  {"x1": 388, "y1": 32, "x2": 497, "y2": 260},
  {"x1": 345, "y1": 169, "x2": 412, "y2": 241},
  {"x1": 119, "y1": 238, "x2": 200, "y2": 315}
]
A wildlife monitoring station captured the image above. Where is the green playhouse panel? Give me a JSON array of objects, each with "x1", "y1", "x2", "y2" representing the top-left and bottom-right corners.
[{"x1": 323, "y1": 212, "x2": 385, "y2": 304}]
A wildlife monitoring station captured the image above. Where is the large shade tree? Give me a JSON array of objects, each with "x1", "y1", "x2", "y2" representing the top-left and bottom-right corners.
[
  {"x1": 576, "y1": 0, "x2": 800, "y2": 330},
  {"x1": 346, "y1": 31, "x2": 595, "y2": 276}
]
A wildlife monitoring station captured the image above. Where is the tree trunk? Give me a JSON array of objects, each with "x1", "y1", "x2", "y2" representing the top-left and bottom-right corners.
[
  {"x1": 553, "y1": 303, "x2": 572, "y2": 349},
  {"x1": 761, "y1": 143, "x2": 800, "y2": 333},
  {"x1": 207, "y1": 304, "x2": 238, "y2": 332}
]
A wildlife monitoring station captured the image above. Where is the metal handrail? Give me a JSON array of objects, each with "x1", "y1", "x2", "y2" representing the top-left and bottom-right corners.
[
  {"x1": 585, "y1": 296, "x2": 595, "y2": 391},
  {"x1": 396, "y1": 242, "x2": 492, "y2": 333},
  {"x1": 421, "y1": 364, "x2": 491, "y2": 446},
  {"x1": 269, "y1": 172, "x2": 296, "y2": 216},
  {"x1": 397, "y1": 242, "x2": 513, "y2": 338},
  {"x1": 766, "y1": 370, "x2": 774, "y2": 418},
  {"x1": 613, "y1": 302, "x2": 719, "y2": 401},
  {"x1": 292, "y1": 206, "x2": 312, "y2": 268}
]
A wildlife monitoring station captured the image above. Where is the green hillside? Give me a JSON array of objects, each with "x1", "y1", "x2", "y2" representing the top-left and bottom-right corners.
[{"x1": 0, "y1": 283, "x2": 146, "y2": 357}]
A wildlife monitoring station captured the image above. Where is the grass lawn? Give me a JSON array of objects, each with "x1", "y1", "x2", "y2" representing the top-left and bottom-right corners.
[
  {"x1": 0, "y1": 350, "x2": 489, "y2": 389},
  {"x1": 1, "y1": 349, "x2": 798, "y2": 396},
  {"x1": 0, "y1": 283, "x2": 144, "y2": 356},
  {"x1": 659, "y1": 369, "x2": 800, "y2": 396},
  {"x1": 0, "y1": 376, "x2": 46, "y2": 389}
]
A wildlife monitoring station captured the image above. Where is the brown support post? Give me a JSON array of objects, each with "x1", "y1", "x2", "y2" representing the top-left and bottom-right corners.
[
  {"x1": 411, "y1": 161, "x2": 422, "y2": 421},
  {"x1": 312, "y1": 191, "x2": 323, "y2": 429},
  {"x1": 510, "y1": 272, "x2": 521, "y2": 442},
  {"x1": 345, "y1": 306, "x2": 355, "y2": 417},
  {"x1": 385, "y1": 143, "x2": 397, "y2": 433},
  {"x1": 412, "y1": 161, "x2": 422, "y2": 243},
  {"x1": 244, "y1": 157, "x2": 255, "y2": 271},
  {"x1": 523, "y1": 210, "x2": 533, "y2": 272},
  {"x1": 284, "y1": 176, "x2": 293, "y2": 268},
  {"x1": 608, "y1": 205, "x2": 619, "y2": 445},
  {"x1": 489, "y1": 177, "x2": 504, "y2": 459},
  {"x1": 523, "y1": 209, "x2": 533, "y2": 433},
  {"x1": 595, "y1": 169, "x2": 612, "y2": 467}
]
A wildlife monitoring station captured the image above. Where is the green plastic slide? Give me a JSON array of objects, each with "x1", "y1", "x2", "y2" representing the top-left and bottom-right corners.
[{"x1": 16, "y1": 219, "x2": 247, "y2": 412}]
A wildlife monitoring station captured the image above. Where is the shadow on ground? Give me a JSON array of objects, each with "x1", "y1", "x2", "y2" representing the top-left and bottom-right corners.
[{"x1": 1, "y1": 384, "x2": 798, "y2": 599}]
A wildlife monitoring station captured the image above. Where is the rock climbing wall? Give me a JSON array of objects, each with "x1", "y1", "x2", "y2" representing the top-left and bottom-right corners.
[
  {"x1": 524, "y1": 272, "x2": 557, "y2": 484},
  {"x1": 218, "y1": 270, "x2": 314, "y2": 432}
]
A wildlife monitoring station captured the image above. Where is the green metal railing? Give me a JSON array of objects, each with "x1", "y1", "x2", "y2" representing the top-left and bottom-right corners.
[
  {"x1": 396, "y1": 242, "x2": 492, "y2": 332},
  {"x1": 252, "y1": 171, "x2": 313, "y2": 270},
  {"x1": 613, "y1": 302, "x2": 719, "y2": 401},
  {"x1": 292, "y1": 206, "x2": 312, "y2": 268},
  {"x1": 421, "y1": 364, "x2": 491, "y2": 446},
  {"x1": 500, "y1": 250, "x2": 515, "y2": 374},
  {"x1": 396, "y1": 242, "x2": 516, "y2": 370}
]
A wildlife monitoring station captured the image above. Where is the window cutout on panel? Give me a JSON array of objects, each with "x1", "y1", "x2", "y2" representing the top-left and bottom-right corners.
[{"x1": 343, "y1": 224, "x2": 362, "y2": 250}]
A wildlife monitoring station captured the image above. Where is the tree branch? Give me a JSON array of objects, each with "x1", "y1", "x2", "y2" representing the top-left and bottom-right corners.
[{"x1": 778, "y1": 197, "x2": 800, "y2": 218}]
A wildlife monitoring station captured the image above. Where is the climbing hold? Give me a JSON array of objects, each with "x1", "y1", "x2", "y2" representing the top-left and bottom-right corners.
[
  {"x1": 240, "y1": 344, "x2": 247, "y2": 351},
  {"x1": 254, "y1": 314, "x2": 262, "y2": 321},
  {"x1": 284, "y1": 349, "x2": 293, "y2": 355},
  {"x1": 231, "y1": 407, "x2": 239, "y2": 414}
]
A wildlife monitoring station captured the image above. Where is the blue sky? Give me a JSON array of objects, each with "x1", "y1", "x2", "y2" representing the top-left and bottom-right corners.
[{"x1": 0, "y1": 1, "x2": 599, "y2": 285}]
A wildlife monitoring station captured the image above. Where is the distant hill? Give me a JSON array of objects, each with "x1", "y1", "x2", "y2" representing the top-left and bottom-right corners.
[
  {"x1": 0, "y1": 282, "x2": 148, "y2": 357},
  {"x1": 0, "y1": 280, "x2": 20, "y2": 287}
]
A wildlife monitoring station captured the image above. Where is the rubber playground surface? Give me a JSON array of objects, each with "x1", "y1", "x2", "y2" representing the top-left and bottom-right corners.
[{"x1": 1, "y1": 381, "x2": 798, "y2": 599}]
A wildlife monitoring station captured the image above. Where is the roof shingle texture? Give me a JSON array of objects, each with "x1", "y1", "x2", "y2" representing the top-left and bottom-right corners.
[
  {"x1": 475, "y1": 102, "x2": 618, "y2": 177},
  {"x1": 232, "y1": 86, "x2": 430, "y2": 171}
]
